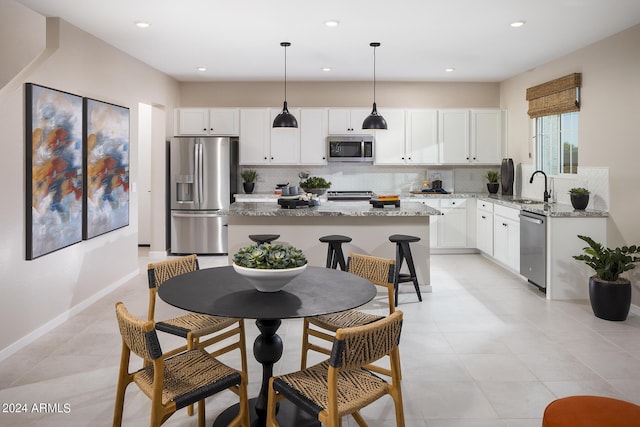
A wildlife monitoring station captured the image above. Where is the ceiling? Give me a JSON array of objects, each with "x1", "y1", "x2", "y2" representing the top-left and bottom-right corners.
[{"x1": 16, "y1": 0, "x2": 640, "y2": 83}]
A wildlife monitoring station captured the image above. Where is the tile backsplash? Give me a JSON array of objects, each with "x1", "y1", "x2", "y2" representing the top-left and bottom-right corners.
[{"x1": 237, "y1": 163, "x2": 499, "y2": 195}]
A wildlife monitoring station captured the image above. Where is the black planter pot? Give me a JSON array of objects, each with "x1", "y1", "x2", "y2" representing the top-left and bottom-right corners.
[
  {"x1": 589, "y1": 276, "x2": 631, "y2": 321},
  {"x1": 243, "y1": 182, "x2": 255, "y2": 194},
  {"x1": 571, "y1": 194, "x2": 589, "y2": 210},
  {"x1": 487, "y1": 182, "x2": 499, "y2": 194}
]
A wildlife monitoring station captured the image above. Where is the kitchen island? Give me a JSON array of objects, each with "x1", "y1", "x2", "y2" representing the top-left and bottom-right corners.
[{"x1": 227, "y1": 201, "x2": 440, "y2": 292}]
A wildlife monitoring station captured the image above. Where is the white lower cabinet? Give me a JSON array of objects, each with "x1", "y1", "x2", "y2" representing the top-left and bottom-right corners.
[
  {"x1": 476, "y1": 200, "x2": 493, "y2": 255},
  {"x1": 438, "y1": 199, "x2": 468, "y2": 248},
  {"x1": 493, "y1": 204, "x2": 520, "y2": 272}
]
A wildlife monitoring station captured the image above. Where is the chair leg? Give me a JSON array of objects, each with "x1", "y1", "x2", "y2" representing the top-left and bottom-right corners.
[
  {"x1": 393, "y1": 243, "x2": 403, "y2": 307},
  {"x1": 197, "y1": 399, "x2": 205, "y2": 427},
  {"x1": 401, "y1": 242, "x2": 422, "y2": 302},
  {"x1": 266, "y1": 377, "x2": 280, "y2": 427},
  {"x1": 300, "y1": 318, "x2": 310, "y2": 369},
  {"x1": 112, "y1": 346, "x2": 131, "y2": 427},
  {"x1": 351, "y1": 411, "x2": 368, "y2": 426},
  {"x1": 238, "y1": 319, "x2": 249, "y2": 375},
  {"x1": 187, "y1": 335, "x2": 196, "y2": 417}
]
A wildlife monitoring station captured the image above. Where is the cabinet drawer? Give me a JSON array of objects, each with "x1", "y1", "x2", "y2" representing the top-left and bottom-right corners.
[
  {"x1": 441, "y1": 198, "x2": 466, "y2": 208},
  {"x1": 477, "y1": 200, "x2": 493, "y2": 213},
  {"x1": 494, "y1": 204, "x2": 520, "y2": 221}
]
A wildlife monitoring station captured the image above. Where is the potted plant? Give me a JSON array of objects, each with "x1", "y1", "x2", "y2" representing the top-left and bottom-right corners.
[
  {"x1": 232, "y1": 242, "x2": 308, "y2": 292},
  {"x1": 241, "y1": 169, "x2": 258, "y2": 194},
  {"x1": 569, "y1": 187, "x2": 590, "y2": 210},
  {"x1": 485, "y1": 170, "x2": 500, "y2": 194},
  {"x1": 299, "y1": 176, "x2": 331, "y2": 195},
  {"x1": 573, "y1": 235, "x2": 640, "y2": 321}
]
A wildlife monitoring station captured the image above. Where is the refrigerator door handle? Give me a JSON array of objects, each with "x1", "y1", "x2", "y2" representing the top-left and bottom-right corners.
[
  {"x1": 193, "y1": 141, "x2": 200, "y2": 207},
  {"x1": 197, "y1": 141, "x2": 204, "y2": 205},
  {"x1": 171, "y1": 212, "x2": 224, "y2": 218}
]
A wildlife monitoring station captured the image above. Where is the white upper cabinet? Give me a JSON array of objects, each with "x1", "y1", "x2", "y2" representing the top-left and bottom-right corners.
[
  {"x1": 373, "y1": 109, "x2": 407, "y2": 164},
  {"x1": 439, "y1": 109, "x2": 502, "y2": 164},
  {"x1": 439, "y1": 109, "x2": 470, "y2": 164},
  {"x1": 269, "y1": 108, "x2": 301, "y2": 165},
  {"x1": 299, "y1": 108, "x2": 329, "y2": 165},
  {"x1": 328, "y1": 108, "x2": 374, "y2": 134},
  {"x1": 174, "y1": 108, "x2": 239, "y2": 136},
  {"x1": 471, "y1": 109, "x2": 503, "y2": 164},
  {"x1": 239, "y1": 109, "x2": 270, "y2": 165},
  {"x1": 405, "y1": 109, "x2": 438, "y2": 164}
]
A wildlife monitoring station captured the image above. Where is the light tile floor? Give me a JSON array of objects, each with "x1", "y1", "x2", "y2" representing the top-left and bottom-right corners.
[{"x1": 1, "y1": 250, "x2": 639, "y2": 426}]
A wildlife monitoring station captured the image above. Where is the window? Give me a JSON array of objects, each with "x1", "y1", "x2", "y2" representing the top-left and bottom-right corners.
[{"x1": 532, "y1": 111, "x2": 579, "y2": 175}]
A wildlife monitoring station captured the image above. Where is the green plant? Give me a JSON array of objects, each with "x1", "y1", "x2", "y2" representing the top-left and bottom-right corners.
[
  {"x1": 299, "y1": 176, "x2": 331, "y2": 189},
  {"x1": 233, "y1": 243, "x2": 307, "y2": 269},
  {"x1": 569, "y1": 187, "x2": 590, "y2": 196},
  {"x1": 485, "y1": 170, "x2": 500, "y2": 183},
  {"x1": 240, "y1": 169, "x2": 258, "y2": 183},
  {"x1": 573, "y1": 235, "x2": 640, "y2": 281}
]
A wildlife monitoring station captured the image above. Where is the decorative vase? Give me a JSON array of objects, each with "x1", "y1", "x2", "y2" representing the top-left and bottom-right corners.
[
  {"x1": 571, "y1": 194, "x2": 589, "y2": 210},
  {"x1": 232, "y1": 263, "x2": 307, "y2": 292},
  {"x1": 589, "y1": 276, "x2": 631, "y2": 321},
  {"x1": 243, "y1": 182, "x2": 255, "y2": 194},
  {"x1": 487, "y1": 183, "x2": 499, "y2": 194}
]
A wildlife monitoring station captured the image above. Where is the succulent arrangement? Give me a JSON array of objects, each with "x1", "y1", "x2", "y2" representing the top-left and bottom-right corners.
[
  {"x1": 240, "y1": 169, "x2": 258, "y2": 183},
  {"x1": 299, "y1": 176, "x2": 331, "y2": 189},
  {"x1": 233, "y1": 243, "x2": 307, "y2": 269},
  {"x1": 573, "y1": 235, "x2": 640, "y2": 282},
  {"x1": 569, "y1": 187, "x2": 590, "y2": 196}
]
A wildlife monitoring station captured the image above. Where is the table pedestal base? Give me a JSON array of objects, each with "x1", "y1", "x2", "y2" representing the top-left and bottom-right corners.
[{"x1": 213, "y1": 398, "x2": 319, "y2": 427}]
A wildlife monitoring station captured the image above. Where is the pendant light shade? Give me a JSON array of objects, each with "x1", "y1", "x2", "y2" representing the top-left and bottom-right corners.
[
  {"x1": 273, "y1": 42, "x2": 298, "y2": 128},
  {"x1": 363, "y1": 42, "x2": 387, "y2": 130}
]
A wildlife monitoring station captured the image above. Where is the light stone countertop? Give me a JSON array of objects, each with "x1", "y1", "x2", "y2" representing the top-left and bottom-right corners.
[
  {"x1": 233, "y1": 192, "x2": 608, "y2": 218},
  {"x1": 228, "y1": 200, "x2": 440, "y2": 217}
]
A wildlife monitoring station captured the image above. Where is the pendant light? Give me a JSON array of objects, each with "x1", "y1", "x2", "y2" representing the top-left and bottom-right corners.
[
  {"x1": 273, "y1": 42, "x2": 298, "y2": 128},
  {"x1": 362, "y1": 42, "x2": 387, "y2": 130}
]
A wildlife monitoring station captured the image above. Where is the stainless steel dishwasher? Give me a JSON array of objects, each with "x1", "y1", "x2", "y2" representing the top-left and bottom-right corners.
[{"x1": 520, "y1": 210, "x2": 546, "y2": 290}]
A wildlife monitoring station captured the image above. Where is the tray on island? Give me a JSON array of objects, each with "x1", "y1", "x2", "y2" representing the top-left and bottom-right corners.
[
  {"x1": 277, "y1": 198, "x2": 319, "y2": 209},
  {"x1": 369, "y1": 198, "x2": 401, "y2": 208}
]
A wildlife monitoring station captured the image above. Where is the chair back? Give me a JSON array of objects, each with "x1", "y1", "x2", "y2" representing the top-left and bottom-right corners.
[
  {"x1": 115, "y1": 302, "x2": 163, "y2": 361},
  {"x1": 329, "y1": 310, "x2": 403, "y2": 371},
  {"x1": 146, "y1": 254, "x2": 199, "y2": 320},
  {"x1": 347, "y1": 253, "x2": 396, "y2": 311}
]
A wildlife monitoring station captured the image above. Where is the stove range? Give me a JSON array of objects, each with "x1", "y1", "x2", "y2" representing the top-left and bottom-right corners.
[{"x1": 326, "y1": 191, "x2": 375, "y2": 201}]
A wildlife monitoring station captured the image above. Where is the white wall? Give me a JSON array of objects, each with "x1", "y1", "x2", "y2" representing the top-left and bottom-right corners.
[
  {"x1": 0, "y1": 5, "x2": 180, "y2": 358},
  {"x1": 500, "y1": 24, "x2": 640, "y2": 305}
]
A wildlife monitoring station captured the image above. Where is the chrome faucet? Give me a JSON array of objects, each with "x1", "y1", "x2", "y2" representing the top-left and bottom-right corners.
[{"x1": 529, "y1": 170, "x2": 551, "y2": 203}]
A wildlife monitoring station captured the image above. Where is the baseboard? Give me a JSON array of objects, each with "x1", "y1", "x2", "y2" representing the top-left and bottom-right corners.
[{"x1": 0, "y1": 268, "x2": 139, "y2": 363}]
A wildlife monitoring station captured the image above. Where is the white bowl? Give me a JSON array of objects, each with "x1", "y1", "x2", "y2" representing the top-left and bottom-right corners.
[{"x1": 232, "y1": 263, "x2": 307, "y2": 292}]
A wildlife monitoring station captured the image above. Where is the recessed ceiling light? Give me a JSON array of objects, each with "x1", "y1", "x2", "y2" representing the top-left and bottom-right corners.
[
  {"x1": 324, "y1": 20, "x2": 340, "y2": 27},
  {"x1": 445, "y1": 68, "x2": 455, "y2": 72},
  {"x1": 135, "y1": 21, "x2": 151, "y2": 29},
  {"x1": 321, "y1": 67, "x2": 332, "y2": 72},
  {"x1": 510, "y1": 20, "x2": 526, "y2": 28},
  {"x1": 196, "y1": 67, "x2": 207, "y2": 72}
]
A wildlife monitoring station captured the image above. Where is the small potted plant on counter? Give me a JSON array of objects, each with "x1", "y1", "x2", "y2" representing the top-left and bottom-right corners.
[
  {"x1": 241, "y1": 169, "x2": 258, "y2": 194},
  {"x1": 486, "y1": 170, "x2": 500, "y2": 194},
  {"x1": 299, "y1": 176, "x2": 331, "y2": 195},
  {"x1": 573, "y1": 235, "x2": 640, "y2": 321},
  {"x1": 569, "y1": 187, "x2": 590, "y2": 210},
  {"x1": 233, "y1": 242, "x2": 308, "y2": 292}
]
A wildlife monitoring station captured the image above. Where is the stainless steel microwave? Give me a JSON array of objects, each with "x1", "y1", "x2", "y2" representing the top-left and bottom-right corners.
[{"x1": 327, "y1": 135, "x2": 374, "y2": 162}]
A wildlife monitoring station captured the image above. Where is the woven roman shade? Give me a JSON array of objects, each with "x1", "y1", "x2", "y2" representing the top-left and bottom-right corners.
[{"x1": 526, "y1": 73, "x2": 581, "y2": 118}]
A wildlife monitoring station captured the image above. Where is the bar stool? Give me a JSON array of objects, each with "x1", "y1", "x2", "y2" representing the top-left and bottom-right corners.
[
  {"x1": 389, "y1": 234, "x2": 422, "y2": 306},
  {"x1": 319, "y1": 235, "x2": 352, "y2": 270},
  {"x1": 249, "y1": 234, "x2": 280, "y2": 245}
]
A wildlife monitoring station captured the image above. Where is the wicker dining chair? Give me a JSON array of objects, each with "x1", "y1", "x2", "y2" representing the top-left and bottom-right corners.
[
  {"x1": 267, "y1": 310, "x2": 405, "y2": 427},
  {"x1": 147, "y1": 255, "x2": 248, "y2": 415},
  {"x1": 112, "y1": 302, "x2": 249, "y2": 427},
  {"x1": 300, "y1": 253, "x2": 396, "y2": 377}
]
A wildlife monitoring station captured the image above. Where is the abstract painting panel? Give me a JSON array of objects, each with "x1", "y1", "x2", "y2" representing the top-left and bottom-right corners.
[
  {"x1": 83, "y1": 98, "x2": 130, "y2": 239},
  {"x1": 25, "y1": 84, "x2": 84, "y2": 260}
]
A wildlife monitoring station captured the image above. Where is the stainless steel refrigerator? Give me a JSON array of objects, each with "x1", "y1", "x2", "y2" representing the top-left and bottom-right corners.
[{"x1": 169, "y1": 137, "x2": 238, "y2": 255}]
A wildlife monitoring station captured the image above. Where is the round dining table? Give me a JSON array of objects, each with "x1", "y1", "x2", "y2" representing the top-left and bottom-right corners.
[{"x1": 158, "y1": 265, "x2": 377, "y2": 427}]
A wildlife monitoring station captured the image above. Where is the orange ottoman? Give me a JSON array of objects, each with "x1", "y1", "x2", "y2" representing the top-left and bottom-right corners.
[{"x1": 543, "y1": 395, "x2": 640, "y2": 427}]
